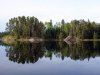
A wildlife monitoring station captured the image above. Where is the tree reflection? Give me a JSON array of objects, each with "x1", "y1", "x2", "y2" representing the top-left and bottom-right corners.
[
  {"x1": 5, "y1": 42, "x2": 45, "y2": 64},
  {"x1": 4, "y1": 41, "x2": 100, "y2": 64}
]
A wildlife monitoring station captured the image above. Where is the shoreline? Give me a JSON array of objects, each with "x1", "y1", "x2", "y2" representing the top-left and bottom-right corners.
[{"x1": 1, "y1": 35, "x2": 100, "y2": 44}]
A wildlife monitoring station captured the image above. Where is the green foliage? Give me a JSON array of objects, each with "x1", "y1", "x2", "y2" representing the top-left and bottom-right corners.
[
  {"x1": 6, "y1": 16, "x2": 45, "y2": 38},
  {"x1": 45, "y1": 20, "x2": 53, "y2": 29},
  {"x1": 67, "y1": 19, "x2": 96, "y2": 39},
  {"x1": 5, "y1": 16, "x2": 100, "y2": 39}
]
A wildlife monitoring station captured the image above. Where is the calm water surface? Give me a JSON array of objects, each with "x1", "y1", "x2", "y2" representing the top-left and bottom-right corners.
[{"x1": 0, "y1": 41, "x2": 100, "y2": 75}]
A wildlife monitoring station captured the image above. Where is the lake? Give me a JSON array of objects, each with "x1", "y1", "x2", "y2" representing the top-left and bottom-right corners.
[{"x1": 0, "y1": 41, "x2": 100, "y2": 75}]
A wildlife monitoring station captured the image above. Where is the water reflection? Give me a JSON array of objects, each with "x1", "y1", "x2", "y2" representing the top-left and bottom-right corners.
[{"x1": 3, "y1": 41, "x2": 100, "y2": 64}]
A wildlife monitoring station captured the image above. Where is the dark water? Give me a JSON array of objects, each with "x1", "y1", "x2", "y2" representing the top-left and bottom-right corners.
[{"x1": 0, "y1": 41, "x2": 100, "y2": 75}]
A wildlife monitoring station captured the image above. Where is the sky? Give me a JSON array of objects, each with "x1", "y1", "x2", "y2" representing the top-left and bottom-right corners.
[{"x1": 0, "y1": 0, "x2": 100, "y2": 32}]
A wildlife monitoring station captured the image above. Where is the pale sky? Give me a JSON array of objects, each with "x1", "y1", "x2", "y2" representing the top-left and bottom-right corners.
[{"x1": 0, "y1": 0, "x2": 100, "y2": 32}]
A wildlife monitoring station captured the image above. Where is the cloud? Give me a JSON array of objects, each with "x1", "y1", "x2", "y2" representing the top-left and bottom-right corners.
[{"x1": 0, "y1": 0, "x2": 100, "y2": 31}]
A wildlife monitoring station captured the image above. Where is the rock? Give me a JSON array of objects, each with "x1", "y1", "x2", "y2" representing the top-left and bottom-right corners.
[{"x1": 64, "y1": 36, "x2": 79, "y2": 44}]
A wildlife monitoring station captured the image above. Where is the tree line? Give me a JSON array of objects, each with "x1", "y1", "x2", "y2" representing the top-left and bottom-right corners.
[
  {"x1": 5, "y1": 16, "x2": 100, "y2": 39},
  {"x1": 0, "y1": 32, "x2": 9, "y2": 38}
]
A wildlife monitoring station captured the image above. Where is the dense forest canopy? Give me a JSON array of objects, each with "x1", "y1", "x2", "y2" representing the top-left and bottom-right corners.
[
  {"x1": 1, "y1": 16, "x2": 100, "y2": 39},
  {"x1": 6, "y1": 16, "x2": 45, "y2": 38}
]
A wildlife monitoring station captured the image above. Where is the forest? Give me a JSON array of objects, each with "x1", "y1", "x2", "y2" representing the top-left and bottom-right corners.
[{"x1": 1, "y1": 16, "x2": 100, "y2": 40}]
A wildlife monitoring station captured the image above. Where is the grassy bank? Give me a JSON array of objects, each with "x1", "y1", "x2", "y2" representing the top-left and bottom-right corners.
[{"x1": 2, "y1": 35, "x2": 17, "y2": 45}]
